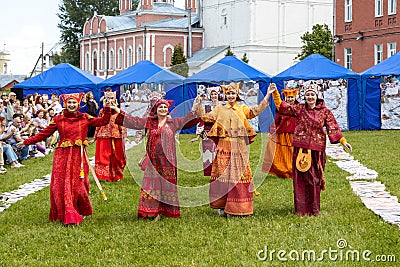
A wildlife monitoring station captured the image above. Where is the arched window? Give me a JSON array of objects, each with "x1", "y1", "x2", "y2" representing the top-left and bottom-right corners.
[
  {"x1": 128, "y1": 47, "x2": 133, "y2": 66},
  {"x1": 93, "y1": 51, "x2": 98, "y2": 72},
  {"x1": 85, "y1": 53, "x2": 90, "y2": 71},
  {"x1": 137, "y1": 46, "x2": 143, "y2": 62},
  {"x1": 118, "y1": 48, "x2": 123, "y2": 69},
  {"x1": 109, "y1": 50, "x2": 115, "y2": 70},
  {"x1": 101, "y1": 51, "x2": 106, "y2": 70}
]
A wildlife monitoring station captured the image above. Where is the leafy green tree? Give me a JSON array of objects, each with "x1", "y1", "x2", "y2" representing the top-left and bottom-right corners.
[
  {"x1": 170, "y1": 43, "x2": 189, "y2": 77},
  {"x1": 56, "y1": 0, "x2": 138, "y2": 67},
  {"x1": 241, "y1": 53, "x2": 249, "y2": 63},
  {"x1": 225, "y1": 48, "x2": 235, "y2": 57},
  {"x1": 296, "y1": 24, "x2": 333, "y2": 60}
]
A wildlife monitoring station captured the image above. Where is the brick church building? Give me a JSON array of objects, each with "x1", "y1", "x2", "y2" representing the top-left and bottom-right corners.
[{"x1": 80, "y1": 0, "x2": 203, "y2": 78}]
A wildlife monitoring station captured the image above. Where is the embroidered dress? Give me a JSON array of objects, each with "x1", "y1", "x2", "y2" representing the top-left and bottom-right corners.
[
  {"x1": 94, "y1": 109, "x2": 127, "y2": 182},
  {"x1": 199, "y1": 100, "x2": 269, "y2": 216},
  {"x1": 262, "y1": 90, "x2": 296, "y2": 178},
  {"x1": 279, "y1": 100, "x2": 343, "y2": 216},
  {"x1": 23, "y1": 108, "x2": 112, "y2": 225},
  {"x1": 115, "y1": 111, "x2": 198, "y2": 218}
]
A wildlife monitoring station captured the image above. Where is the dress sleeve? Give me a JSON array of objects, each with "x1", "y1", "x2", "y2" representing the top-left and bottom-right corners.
[
  {"x1": 173, "y1": 111, "x2": 200, "y2": 130},
  {"x1": 89, "y1": 107, "x2": 111, "y2": 127},
  {"x1": 115, "y1": 110, "x2": 147, "y2": 130},
  {"x1": 272, "y1": 89, "x2": 282, "y2": 109},
  {"x1": 93, "y1": 109, "x2": 104, "y2": 138},
  {"x1": 325, "y1": 109, "x2": 343, "y2": 144},
  {"x1": 23, "y1": 121, "x2": 57, "y2": 146},
  {"x1": 249, "y1": 97, "x2": 270, "y2": 118},
  {"x1": 277, "y1": 101, "x2": 297, "y2": 117},
  {"x1": 198, "y1": 105, "x2": 218, "y2": 123}
]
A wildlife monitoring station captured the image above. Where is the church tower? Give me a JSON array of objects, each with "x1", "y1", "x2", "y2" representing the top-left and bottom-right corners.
[{"x1": 0, "y1": 43, "x2": 11, "y2": 74}]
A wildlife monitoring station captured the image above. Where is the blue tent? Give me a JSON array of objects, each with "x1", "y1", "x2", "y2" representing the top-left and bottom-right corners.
[
  {"x1": 184, "y1": 56, "x2": 273, "y2": 132},
  {"x1": 99, "y1": 60, "x2": 185, "y2": 87},
  {"x1": 13, "y1": 63, "x2": 104, "y2": 101},
  {"x1": 98, "y1": 60, "x2": 185, "y2": 108},
  {"x1": 360, "y1": 52, "x2": 400, "y2": 130},
  {"x1": 185, "y1": 56, "x2": 271, "y2": 83},
  {"x1": 272, "y1": 54, "x2": 362, "y2": 130}
]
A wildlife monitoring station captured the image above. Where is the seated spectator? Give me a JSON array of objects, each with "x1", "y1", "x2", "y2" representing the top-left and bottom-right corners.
[
  {"x1": 21, "y1": 114, "x2": 47, "y2": 157},
  {"x1": 0, "y1": 102, "x2": 6, "y2": 118},
  {"x1": 49, "y1": 93, "x2": 63, "y2": 114},
  {"x1": 33, "y1": 109, "x2": 48, "y2": 132},
  {"x1": 0, "y1": 144, "x2": 5, "y2": 174},
  {"x1": 22, "y1": 98, "x2": 36, "y2": 117},
  {"x1": 0, "y1": 117, "x2": 24, "y2": 168},
  {"x1": 5, "y1": 114, "x2": 29, "y2": 161}
]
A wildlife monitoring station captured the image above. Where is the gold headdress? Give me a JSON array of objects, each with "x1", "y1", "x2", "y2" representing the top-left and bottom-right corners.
[
  {"x1": 221, "y1": 82, "x2": 240, "y2": 95},
  {"x1": 282, "y1": 88, "x2": 299, "y2": 98}
]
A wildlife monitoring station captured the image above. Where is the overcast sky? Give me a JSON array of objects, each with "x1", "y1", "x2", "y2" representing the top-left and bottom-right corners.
[{"x1": 0, "y1": 0, "x2": 186, "y2": 76}]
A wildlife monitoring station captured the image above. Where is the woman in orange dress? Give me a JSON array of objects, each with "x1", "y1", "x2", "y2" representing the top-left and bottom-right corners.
[
  {"x1": 18, "y1": 93, "x2": 119, "y2": 225},
  {"x1": 93, "y1": 91, "x2": 127, "y2": 182},
  {"x1": 262, "y1": 88, "x2": 298, "y2": 178},
  {"x1": 195, "y1": 82, "x2": 273, "y2": 216}
]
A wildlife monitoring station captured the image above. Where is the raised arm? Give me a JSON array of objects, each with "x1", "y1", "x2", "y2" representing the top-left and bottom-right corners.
[
  {"x1": 114, "y1": 111, "x2": 147, "y2": 130},
  {"x1": 249, "y1": 83, "x2": 276, "y2": 117}
]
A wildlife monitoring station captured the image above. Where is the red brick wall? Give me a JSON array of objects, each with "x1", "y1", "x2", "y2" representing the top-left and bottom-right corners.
[{"x1": 335, "y1": 0, "x2": 400, "y2": 72}]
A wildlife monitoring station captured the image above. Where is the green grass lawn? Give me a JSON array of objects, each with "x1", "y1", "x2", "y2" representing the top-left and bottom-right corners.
[{"x1": 0, "y1": 131, "x2": 399, "y2": 266}]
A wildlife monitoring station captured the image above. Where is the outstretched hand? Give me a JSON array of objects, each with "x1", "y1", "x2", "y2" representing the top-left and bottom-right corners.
[
  {"x1": 267, "y1": 83, "x2": 277, "y2": 94},
  {"x1": 343, "y1": 142, "x2": 353, "y2": 152},
  {"x1": 192, "y1": 95, "x2": 203, "y2": 111},
  {"x1": 17, "y1": 141, "x2": 25, "y2": 149}
]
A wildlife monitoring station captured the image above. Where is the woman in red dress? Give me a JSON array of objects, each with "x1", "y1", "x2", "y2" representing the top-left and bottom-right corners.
[
  {"x1": 267, "y1": 83, "x2": 352, "y2": 216},
  {"x1": 93, "y1": 91, "x2": 127, "y2": 182},
  {"x1": 18, "y1": 93, "x2": 119, "y2": 225},
  {"x1": 115, "y1": 99, "x2": 198, "y2": 220}
]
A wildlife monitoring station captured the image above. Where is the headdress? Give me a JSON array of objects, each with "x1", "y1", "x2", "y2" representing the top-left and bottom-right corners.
[
  {"x1": 61, "y1": 92, "x2": 84, "y2": 107},
  {"x1": 221, "y1": 82, "x2": 240, "y2": 95},
  {"x1": 150, "y1": 99, "x2": 174, "y2": 116},
  {"x1": 304, "y1": 84, "x2": 320, "y2": 96},
  {"x1": 282, "y1": 88, "x2": 299, "y2": 98},
  {"x1": 207, "y1": 87, "x2": 220, "y2": 96},
  {"x1": 104, "y1": 91, "x2": 116, "y2": 99}
]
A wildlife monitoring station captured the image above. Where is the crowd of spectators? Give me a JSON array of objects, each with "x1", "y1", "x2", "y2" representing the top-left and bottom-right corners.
[{"x1": 0, "y1": 91, "x2": 64, "y2": 173}]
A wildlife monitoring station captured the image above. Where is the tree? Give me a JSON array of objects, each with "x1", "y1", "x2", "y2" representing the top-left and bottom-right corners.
[
  {"x1": 170, "y1": 43, "x2": 189, "y2": 77},
  {"x1": 56, "y1": 0, "x2": 139, "y2": 67},
  {"x1": 225, "y1": 48, "x2": 235, "y2": 57},
  {"x1": 296, "y1": 24, "x2": 333, "y2": 60},
  {"x1": 241, "y1": 53, "x2": 249, "y2": 63}
]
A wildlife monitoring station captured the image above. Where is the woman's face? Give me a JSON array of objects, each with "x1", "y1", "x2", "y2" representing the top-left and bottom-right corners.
[
  {"x1": 286, "y1": 96, "x2": 296, "y2": 105},
  {"x1": 210, "y1": 91, "x2": 219, "y2": 101},
  {"x1": 23, "y1": 99, "x2": 29, "y2": 106},
  {"x1": 66, "y1": 99, "x2": 79, "y2": 113},
  {"x1": 305, "y1": 91, "x2": 317, "y2": 107},
  {"x1": 156, "y1": 104, "x2": 169, "y2": 117},
  {"x1": 37, "y1": 111, "x2": 44, "y2": 118},
  {"x1": 225, "y1": 91, "x2": 237, "y2": 103}
]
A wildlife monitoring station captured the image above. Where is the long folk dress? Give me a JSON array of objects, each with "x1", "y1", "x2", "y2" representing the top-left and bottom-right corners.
[
  {"x1": 115, "y1": 111, "x2": 198, "y2": 218},
  {"x1": 278, "y1": 100, "x2": 343, "y2": 216},
  {"x1": 198, "y1": 100, "x2": 269, "y2": 216},
  {"x1": 262, "y1": 90, "x2": 296, "y2": 178},
  {"x1": 94, "y1": 109, "x2": 127, "y2": 182},
  {"x1": 23, "y1": 108, "x2": 112, "y2": 225}
]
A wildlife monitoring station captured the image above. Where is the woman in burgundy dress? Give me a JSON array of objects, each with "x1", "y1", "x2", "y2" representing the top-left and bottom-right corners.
[
  {"x1": 115, "y1": 99, "x2": 198, "y2": 220},
  {"x1": 268, "y1": 83, "x2": 352, "y2": 216}
]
